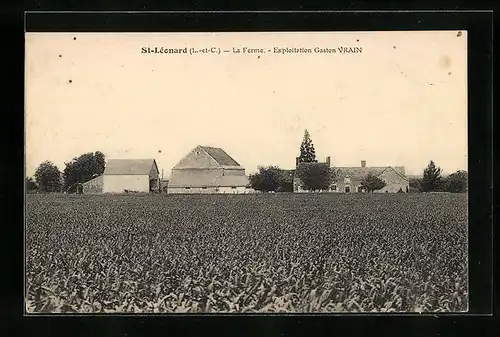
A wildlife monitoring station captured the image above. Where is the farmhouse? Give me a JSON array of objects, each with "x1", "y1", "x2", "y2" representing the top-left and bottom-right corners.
[
  {"x1": 168, "y1": 145, "x2": 253, "y2": 194},
  {"x1": 82, "y1": 158, "x2": 160, "y2": 194},
  {"x1": 293, "y1": 158, "x2": 409, "y2": 193}
]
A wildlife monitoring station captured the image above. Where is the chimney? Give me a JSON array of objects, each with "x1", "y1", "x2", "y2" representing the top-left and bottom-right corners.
[
  {"x1": 361, "y1": 160, "x2": 366, "y2": 168},
  {"x1": 326, "y1": 156, "x2": 331, "y2": 167}
]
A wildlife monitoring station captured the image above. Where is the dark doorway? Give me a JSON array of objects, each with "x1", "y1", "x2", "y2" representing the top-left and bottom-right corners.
[
  {"x1": 345, "y1": 186, "x2": 350, "y2": 193},
  {"x1": 149, "y1": 178, "x2": 158, "y2": 192}
]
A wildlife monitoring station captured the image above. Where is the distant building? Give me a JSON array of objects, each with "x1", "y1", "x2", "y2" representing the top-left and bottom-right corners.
[
  {"x1": 168, "y1": 145, "x2": 253, "y2": 194},
  {"x1": 294, "y1": 157, "x2": 409, "y2": 193},
  {"x1": 82, "y1": 159, "x2": 160, "y2": 194},
  {"x1": 160, "y1": 179, "x2": 169, "y2": 193}
]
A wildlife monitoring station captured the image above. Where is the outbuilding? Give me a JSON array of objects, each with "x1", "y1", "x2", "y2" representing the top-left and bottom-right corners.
[{"x1": 82, "y1": 158, "x2": 160, "y2": 193}]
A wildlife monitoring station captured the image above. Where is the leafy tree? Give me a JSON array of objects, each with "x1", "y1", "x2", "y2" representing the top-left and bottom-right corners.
[
  {"x1": 409, "y1": 177, "x2": 422, "y2": 192},
  {"x1": 421, "y1": 160, "x2": 442, "y2": 192},
  {"x1": 443, "y1": 170, "x2": 468, "y2": 193},
  {"x1": 249, "y1": 166, "x2": 283, "y2": 192},
  {"x1": 94, "y1": 151, "x2": 106, "y2": 173},
  {"x1": 277, "y1": 169, "x2": 295, "y2": 192},
  {"x1": 296, "y1": 162, "x2": 332, "y2": 192},
  {"x1": 26, "y1": 177, "x2": 38, "y2": 192},
  {"x1": 34, "y1": 161, "x2": 62, "y2": 192},
  {"x1": 63, "y1": 151, "x2": 106, "y2": 192},
  {"x1": 298, "y1": 129, "x2": 317, "y2": 163},
  {"x1": 360, "y1": 173, "x2": 387, "y2": 192}
]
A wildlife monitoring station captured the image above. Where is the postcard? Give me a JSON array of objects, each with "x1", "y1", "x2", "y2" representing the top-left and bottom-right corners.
[{"x1": 25, "y1": 30, "x2": 468, "y2": 313}]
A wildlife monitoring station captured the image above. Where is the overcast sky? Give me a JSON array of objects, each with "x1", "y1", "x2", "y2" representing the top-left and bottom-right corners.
[{"x1": 26, "y1": 31, "x2": 467, "y2": 177}]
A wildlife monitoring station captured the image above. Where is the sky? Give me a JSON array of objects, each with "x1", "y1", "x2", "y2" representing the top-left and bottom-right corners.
[{"x1": 25, "y1": 31, "x2": 467, "y2": 178}]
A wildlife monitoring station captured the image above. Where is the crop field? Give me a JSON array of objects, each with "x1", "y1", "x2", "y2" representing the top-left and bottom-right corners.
[{"x1": 25, "y1": 193, "x2": 468, "y2": 313}]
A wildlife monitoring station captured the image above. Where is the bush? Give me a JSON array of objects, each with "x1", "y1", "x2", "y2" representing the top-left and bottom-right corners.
[
  {"x1": 408, "y1": 186, "x2": 420, "y2": 193},
  {"x1": 296, "y1": 163, "x2": 332, "y2": 192},
  {"x1": 442, "y1": 171, "x2": 467, "y2": 193},
  {"x1": 250, "y1": 166, "x2": 294, "y2": 193}
]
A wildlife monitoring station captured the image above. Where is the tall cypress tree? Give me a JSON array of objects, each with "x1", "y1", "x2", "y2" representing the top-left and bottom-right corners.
[
  {"x1": 298, "y1": 129, "x2": 317, "y2": 163},
  {"x1": 421, "y1": 160, "x2": 443, "y2": 192}
]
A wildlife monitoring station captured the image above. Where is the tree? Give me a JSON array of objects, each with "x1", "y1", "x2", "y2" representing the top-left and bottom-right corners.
[
  {"x1": 409, "y1": 177, "x2": 422, "y2": 192},
  {"x1": 278, "y1": 169, "x2": 294, "y2": 192},
  {"x1": 298, "y1": 129, "x2": 317, "y2": 163},
  {"x1": 249, "y1": 166, "x2": 283, "y2": 192},
  {"x1": 296, "y1": 162, "x2": 332, "y2": 192},
  {"x1": 63, "y1": 151, "x2": 106, "y2": 192},
  {"x1": 26, "y1": 177, "x2": 38, "y2": 192},
  {"x1": 360, "y1": 173, "x2": 387, "y2": 192},
  {"x1": 34, "y1": 161, "x2": 62, "y2": 192},
  {"x1": 421, "y1": 160, "x2": 442, "y2": 192},
  {"x1": 443, "y1": 170, "x2": 468, "y2": 193}
]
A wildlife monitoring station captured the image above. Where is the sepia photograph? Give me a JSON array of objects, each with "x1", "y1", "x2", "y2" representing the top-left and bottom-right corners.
[{"x1": 25, "y1": 30, "x2": 468, "y2": 314}]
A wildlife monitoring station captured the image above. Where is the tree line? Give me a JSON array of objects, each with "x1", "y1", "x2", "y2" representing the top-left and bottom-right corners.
[
  {"x1": 27, "y1": 130, "x2": 467, "y2": 194},
  {"x1": 248, "y1": 130, "x2": 467, "y2": 193},
  {"x1": 410, "y1": 161, "x2": 468, "y2": 193},
  {"x1": 26, "y1": 151, "x2": 106, "y2": 193}
]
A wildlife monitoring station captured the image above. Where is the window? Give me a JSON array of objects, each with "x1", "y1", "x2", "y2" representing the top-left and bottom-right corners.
[
  {"x1": 331, "y1": 185, "x2": 337, "y2": 191},
  {"x1": 344, "y1": 176, "x2": 351, "y2": 183},
  {"x1": 202, "y1": 187, "x2": 207, "y2": 190},
  {"x1": 358, "y1": 186, "x2": 363, "y2": 192},
  {"x1": 185, "y1": 187, "x2": 191, "y2": 190},
  {"x1": 195, "y1": 151, "x2": 200, "y2": 155},
  {"x1": 231, "y1": 187, "x2": 237, "y2": 189},
  {"x1": 345, "y1": 186, "x2": 350, "y2": 193}
]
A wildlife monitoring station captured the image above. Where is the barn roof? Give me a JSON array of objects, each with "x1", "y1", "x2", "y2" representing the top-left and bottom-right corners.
[
  {"x1": 104, "y1": 159, "x2": 158, "y2": 175},
  {"x1": 168, "y1": 174, "x2": 249, "y2": 188},
  {"x1": 200, "y1": 146, "x2": 241, "y2": 167}
]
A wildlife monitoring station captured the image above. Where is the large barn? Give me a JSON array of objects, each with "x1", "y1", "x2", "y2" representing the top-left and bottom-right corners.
[
  {"x1": 294, "y1": 158, "x2": 409, "y2": 193},
  {"x1": 82, "y1": 159, "x2": 160, "y2": 193},
  {"x1": 168, "y1": 145, "x2": 252, "y2": 194}
]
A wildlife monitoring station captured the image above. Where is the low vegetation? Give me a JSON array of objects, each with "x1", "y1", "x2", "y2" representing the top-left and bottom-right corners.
[{"x1": 25, "y1": 193, "x2": 468, "y2": 313}]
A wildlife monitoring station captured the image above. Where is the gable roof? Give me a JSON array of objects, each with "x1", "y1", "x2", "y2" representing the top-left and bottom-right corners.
[
  {"x1": 333, "y1": 166, "x2": 407, "y2": 181},
  {"x1": 200, "y1": 146, "x2": 241, "y2": 167},
  {"x1": 384, "y1": 166, "x2": 408, "y2": 180},
  {"x1": 334, "y1": 167, "x2": 387, "y2": 180},
  {"x1": 104, "y1": 159, "x2": 158, "y2": 175}
]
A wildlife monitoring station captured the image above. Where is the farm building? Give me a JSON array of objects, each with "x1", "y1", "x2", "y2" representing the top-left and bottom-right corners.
[
  {"x1": 294, "y1": 158, "x2": 409, "y2": 193},
  {"x1": 82, "y1": 175, "x2": 103, "y2": 194},
  {"x1": 82, "y1": 159, "x2": 160, "y2": 193},
  {"x1": 168, "y1": 145, "x2": 254, "y2": 194},
  {"x1": 160, "y1": 179, "x2": 169, "y2": 193}
]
